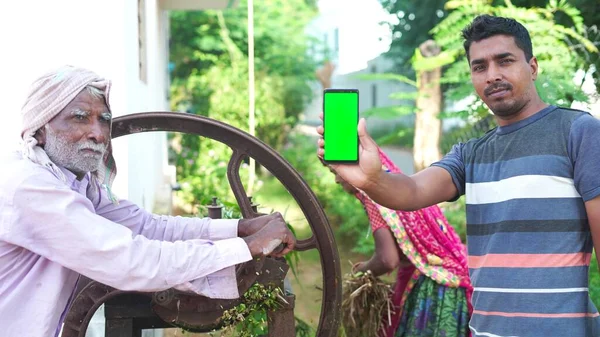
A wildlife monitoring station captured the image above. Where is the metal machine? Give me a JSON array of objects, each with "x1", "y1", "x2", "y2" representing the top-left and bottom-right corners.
[{"x1": 60, "y1": 112, "x2": 342, "y2": 337}]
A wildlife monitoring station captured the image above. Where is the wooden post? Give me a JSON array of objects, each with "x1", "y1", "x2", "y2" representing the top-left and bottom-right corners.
[{"x1": 413, "y1": 40, "x2": 443, "y2": 172}]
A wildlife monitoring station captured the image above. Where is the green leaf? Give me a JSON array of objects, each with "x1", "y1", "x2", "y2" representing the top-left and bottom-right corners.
[{"x1": 413, "y1": 49, "x2": 458, "y2": 72}]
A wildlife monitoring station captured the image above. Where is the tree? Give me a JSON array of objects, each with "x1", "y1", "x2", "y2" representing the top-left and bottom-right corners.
[
  {"x1": 379, "y1": 0, "x2": 448, "y2": 77},
  {"x1": 413, "y1": 40, "x2": 443, "y2": 171},
  {"x1": 379, "y1": 0, "x2": 600, "y2": 88},
  {"x1": 431, "y1": 0, "x2": 598, "y2": 121},
  {"x1": 500, "y1": 0, "x2": 600, "y2": 92},
  {"x1": 168, "y1": 0, "x2": 319, "y2": 206}
]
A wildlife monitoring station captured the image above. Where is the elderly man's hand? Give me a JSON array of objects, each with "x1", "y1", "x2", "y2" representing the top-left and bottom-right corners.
[
  {"x1": 238, "y1": 212, "x2": 283, "y2": 237},
  {"x1": 242, "y1": 214, "x2": 296, "y2": 258}
]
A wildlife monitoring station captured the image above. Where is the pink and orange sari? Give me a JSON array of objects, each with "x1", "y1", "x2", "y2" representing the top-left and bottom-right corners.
[{"x1": 356, "y1": 148, "x2": 472, "y2": 337}]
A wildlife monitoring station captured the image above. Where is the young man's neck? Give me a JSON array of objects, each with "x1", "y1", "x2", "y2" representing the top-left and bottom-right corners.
[{"x1": 494, "y1": 96, "x2": 548, "y2": 127}]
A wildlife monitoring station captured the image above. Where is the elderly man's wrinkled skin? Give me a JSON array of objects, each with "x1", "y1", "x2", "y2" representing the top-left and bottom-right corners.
[
  {"x1": 239, "y1": 212, "x2": 295, "y2": 257},
  {"x1": 34, "y1": 90, "x2": 111, "y2": 179}
]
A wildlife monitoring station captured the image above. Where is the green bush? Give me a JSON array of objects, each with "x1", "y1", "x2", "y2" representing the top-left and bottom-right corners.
[
  {"x1": 590, "y1": 254, "x2": 600, "y2": 306},
  {"x1": 168, "y1": 0, "x2": 320, "y2": 207},
  {"x1": 174, "y1": 141, "x2": 253, "y2": 208}
]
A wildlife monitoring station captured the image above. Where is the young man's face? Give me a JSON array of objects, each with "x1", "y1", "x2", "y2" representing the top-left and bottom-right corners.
[
  {"x1": 35, "y1": 90, "x2": 111, "y2": 178},
  {"x1": 468, "y1": 34, "x2": 538, "y2": 118}
]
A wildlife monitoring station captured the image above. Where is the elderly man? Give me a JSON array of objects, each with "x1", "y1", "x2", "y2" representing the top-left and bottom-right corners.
[{"x1": 0, "y1": 66, "x2": 295, "y2": 337}]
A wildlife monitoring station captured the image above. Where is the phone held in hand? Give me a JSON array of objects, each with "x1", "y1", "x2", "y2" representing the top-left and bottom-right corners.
[{"x1": 323, "y1": 88, "x2": 359, "y2": 164}]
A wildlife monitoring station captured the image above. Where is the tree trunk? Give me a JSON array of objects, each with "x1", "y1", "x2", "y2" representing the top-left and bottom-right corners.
[
  {"x1": 413, "y1": 40, "x2": 442, "y2": 172},
  {"x1": 316, "y1": 61, "x2": 335, "y2": 90}
]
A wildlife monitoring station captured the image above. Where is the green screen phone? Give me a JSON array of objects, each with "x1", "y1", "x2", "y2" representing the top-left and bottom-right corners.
[{"x1": 323, "y1": 89, "x2": 359, "y2": 163}]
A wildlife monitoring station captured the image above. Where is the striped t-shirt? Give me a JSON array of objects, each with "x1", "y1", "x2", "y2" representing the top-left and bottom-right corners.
[{"x1": 433, "y1": 105, "x2": 600, "y2": 336}]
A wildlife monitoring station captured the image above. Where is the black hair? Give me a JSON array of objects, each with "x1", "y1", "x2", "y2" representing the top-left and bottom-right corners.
[{"x1": 462, "y1": 15, "x2": 533, "y2": 61}]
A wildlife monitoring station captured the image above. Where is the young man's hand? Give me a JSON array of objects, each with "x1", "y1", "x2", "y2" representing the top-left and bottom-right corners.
[{"x1": 316, "y1": 114, "x2": 383, "y2": 192}]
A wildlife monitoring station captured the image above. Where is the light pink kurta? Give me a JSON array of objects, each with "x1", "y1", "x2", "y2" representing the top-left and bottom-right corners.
[{"x1": 0, "y1": 151, "x2": 252, "y2": 337}]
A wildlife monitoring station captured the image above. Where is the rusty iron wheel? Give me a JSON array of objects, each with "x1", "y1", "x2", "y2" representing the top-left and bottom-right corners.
[{"x1": 61, "y1": 112, "x2": 342, "y2": 337}]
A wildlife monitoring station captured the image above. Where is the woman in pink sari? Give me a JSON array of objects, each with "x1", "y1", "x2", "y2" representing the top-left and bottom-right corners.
[{"x1": 334, "y1": 147, "x2": 472, "y2": 337}]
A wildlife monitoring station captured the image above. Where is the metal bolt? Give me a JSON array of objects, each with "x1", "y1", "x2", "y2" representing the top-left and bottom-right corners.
[
  {"x1": 153, "y1": 289, "x2": 174, "y2": 306},
  {"x1": 207, "y1": 196, "x2": 223, "y2": 219}
]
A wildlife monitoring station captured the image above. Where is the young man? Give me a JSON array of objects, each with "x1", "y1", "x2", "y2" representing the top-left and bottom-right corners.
[
  {"x1": 318, "y1": 15, "x2": 600, "y2": 336},
  {"x1": 0, "y1": 66, "x2": 296, "y2": 337}
]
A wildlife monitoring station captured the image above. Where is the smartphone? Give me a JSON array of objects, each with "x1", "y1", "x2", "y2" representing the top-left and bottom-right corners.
[{"x1": 323, "y1": 89, "x2": 359, "y2": 164}]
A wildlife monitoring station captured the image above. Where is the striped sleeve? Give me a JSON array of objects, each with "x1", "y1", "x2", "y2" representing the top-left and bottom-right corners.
[
  {"x1": 431, "y1": 142, "x2": 466, "y2": 200},
  {"x1": 568, "y1": 113, "x2": 600, "y2": 201}
]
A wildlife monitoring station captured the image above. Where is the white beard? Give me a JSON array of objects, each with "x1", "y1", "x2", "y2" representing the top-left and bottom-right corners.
[{"x1": 44, "y1": 128, "x2": 107, "y2": 176}]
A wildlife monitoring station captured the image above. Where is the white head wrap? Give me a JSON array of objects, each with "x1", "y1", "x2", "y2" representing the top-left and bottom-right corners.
[{"x1": 20, "y1": 65, "x2": 117, "y2": 197}]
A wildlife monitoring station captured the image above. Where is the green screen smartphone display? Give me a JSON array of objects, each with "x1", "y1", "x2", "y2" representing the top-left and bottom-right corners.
[{"x1": 323, "y1": 89, "x2": 359, "y2": 163}]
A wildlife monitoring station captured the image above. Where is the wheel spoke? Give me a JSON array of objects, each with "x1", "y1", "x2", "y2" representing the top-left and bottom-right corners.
[
  {"x1": 227, "y1": 149, "x2": 256, "y2": 219},
  {"x1": 295, "y1": 236, "x2": 317, "y2": 251}
]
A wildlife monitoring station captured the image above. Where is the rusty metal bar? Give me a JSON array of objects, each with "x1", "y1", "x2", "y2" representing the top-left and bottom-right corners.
[
  {"x1": 105, "y1": 319, "x2": 138, "y2": 337},
  {"x1": 295, "y1": 236, "x2": 318, "y2": 252},
  {"x1": 207, "y1": 197, "x2": 223, "y2": 219},
  {"x1": 227, "y1": 149, "x2": 257, "y2": 219},
  {"x1": 267, "y1": 295, "x2": 296, "y2": 337},
  {"x1": 61, "y1": 281, "x2": 128, "y2": 337}
]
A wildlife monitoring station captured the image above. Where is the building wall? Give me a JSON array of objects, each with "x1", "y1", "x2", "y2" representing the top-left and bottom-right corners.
[
  {"x1": 111, "y1": 0, "x2": 172, "y2": 213},
  {"x1": 0, "y1": 0, "x2": 171, "y2": 213}
]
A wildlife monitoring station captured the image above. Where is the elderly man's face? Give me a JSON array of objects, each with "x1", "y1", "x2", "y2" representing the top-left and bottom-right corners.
[{"x1": 36, "y1": 89, "x2": 111, "y2": 178}]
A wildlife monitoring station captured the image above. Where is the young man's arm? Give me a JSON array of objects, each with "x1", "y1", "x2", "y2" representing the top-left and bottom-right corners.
[
  {"x1": 363, "y1": 166, "x2": 459, "y2": 211},
  {"x1": 317, "y1": 118, "x2": 463, "y2": 211}
]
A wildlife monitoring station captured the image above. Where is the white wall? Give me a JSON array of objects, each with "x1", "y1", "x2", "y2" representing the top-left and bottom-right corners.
[
  {"x1": 110, "y1": 0, "x2": 172, "y2": 212},
  {"x1": 0, "y1": 1, "x2": 126, "y2": 147},
  {"x1": 1, "y1": 2, "x2": 171, "y2": 336},
  {"x1": 0, "y1": 0, "x2": 171, "y2": 212}
]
